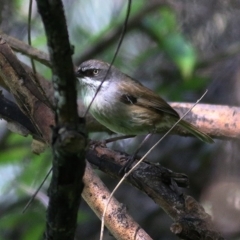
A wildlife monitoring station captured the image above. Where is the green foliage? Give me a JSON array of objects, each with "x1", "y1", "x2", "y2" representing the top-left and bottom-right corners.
[
  {"x1": 0, "y1": 132, "x2": 50, "y2": 240},
  {"x1": 143, "y1": 7, "x2": 197, "y2": 79},
  {"x1": 74, "y1": 0, "x2": 146, "y2": 60},
  {"x1": 0, "y1": 207, "x2": 45, "y2": 240}
]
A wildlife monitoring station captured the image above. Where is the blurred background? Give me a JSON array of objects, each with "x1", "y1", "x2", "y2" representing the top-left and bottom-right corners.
[{"x1": 0, "y1": 0, "x2": 240, "y2": 239}]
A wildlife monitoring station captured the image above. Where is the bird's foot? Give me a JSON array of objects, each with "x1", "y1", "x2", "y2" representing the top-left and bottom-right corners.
[
  {"x1": 119, "y1": 154, "x2": 137, "y2": 176},
  {"x1": 88, "y1": 139, "x2": 107, "y2": 150}
]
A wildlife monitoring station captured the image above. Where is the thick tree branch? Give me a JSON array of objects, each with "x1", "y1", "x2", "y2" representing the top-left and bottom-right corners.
[
  {"x1": 35, "y1": 0, "x2": 87, "y2": 239},
  {"x1": 172, "y1": 102, "x2": 240, "y2": 139}
]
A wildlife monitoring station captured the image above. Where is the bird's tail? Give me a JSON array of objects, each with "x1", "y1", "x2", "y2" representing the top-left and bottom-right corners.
[{"x1": 179, "y1": 120, "x2": 213, "y2": 143}]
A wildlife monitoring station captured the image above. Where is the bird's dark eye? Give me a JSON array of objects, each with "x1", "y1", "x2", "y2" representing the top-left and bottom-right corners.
[
  {"x1": 93, "y1": 69, "x2": 99, "y2": 75},
  {"x1": 85, "y1": 69, "x2": 98, "y2": 77},
  {"x1": 79, "y1": 68, "x2": 99, "y2": 77}
]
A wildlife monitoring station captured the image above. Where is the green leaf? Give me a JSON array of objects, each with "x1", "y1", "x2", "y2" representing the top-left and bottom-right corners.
[
  {"x1": 163, "y1": 33, "x2": 196, "y2": 79},
  {"x1": 143, "y1": 7, "x2": 197, "y2": 79}
]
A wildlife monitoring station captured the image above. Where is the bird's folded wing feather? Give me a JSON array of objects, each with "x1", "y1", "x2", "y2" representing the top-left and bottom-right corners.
[{"x1": 118, "y1": 80, "x2": 179, "y2": 117}]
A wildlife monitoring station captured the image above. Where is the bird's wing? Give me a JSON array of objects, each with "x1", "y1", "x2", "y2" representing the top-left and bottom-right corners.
[{"x1": 118, "y1": 80, "x2": 179, "y2": 117}]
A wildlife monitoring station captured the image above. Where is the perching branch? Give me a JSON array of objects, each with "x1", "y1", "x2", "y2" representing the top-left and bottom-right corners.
[{"x1": 171, "y1": 102, "x2": 240, "y2": 139}]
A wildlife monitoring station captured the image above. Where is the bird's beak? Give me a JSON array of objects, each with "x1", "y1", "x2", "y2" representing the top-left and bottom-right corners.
[
  {"x1": 75, "y1": 66, "x2": 84, "y2": 78},
  {"x1": 75, "y1": 71, "x2": 82, "y2": 78}
]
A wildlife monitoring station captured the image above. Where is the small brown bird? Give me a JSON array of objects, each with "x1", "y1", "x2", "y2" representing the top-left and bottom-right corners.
[{"x1": 76, "y1": 59, "x2": 213, "y2": 143}]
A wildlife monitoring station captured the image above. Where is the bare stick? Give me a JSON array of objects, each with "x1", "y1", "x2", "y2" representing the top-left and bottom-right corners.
[{"x1": 28, "y1": 0, "x2": 36, "y2": 74}]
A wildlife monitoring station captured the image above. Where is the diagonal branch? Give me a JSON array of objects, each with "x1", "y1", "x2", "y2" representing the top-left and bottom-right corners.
[
  {"x1": 0, "y1": 36, "x2": 54, "y2": 143},
  {"x1": 0, "y1": 31, "x2": 51, "y2": 67},
  {"x1": 0, "y1": 94, "x2": 38, "y2": 137}
]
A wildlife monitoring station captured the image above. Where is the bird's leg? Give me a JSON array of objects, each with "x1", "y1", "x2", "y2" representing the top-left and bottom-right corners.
[
  {"x1": 105, "y1": 134, "x2": 136, "y2": 144},
  {"x1": 119, "y1": 133, "x2": 153, "y2": 174}
]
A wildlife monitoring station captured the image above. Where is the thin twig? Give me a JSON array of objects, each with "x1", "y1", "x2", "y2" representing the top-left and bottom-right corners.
[{"x1": 28, "y1": 0, "x2": 36, "y2": 74}]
